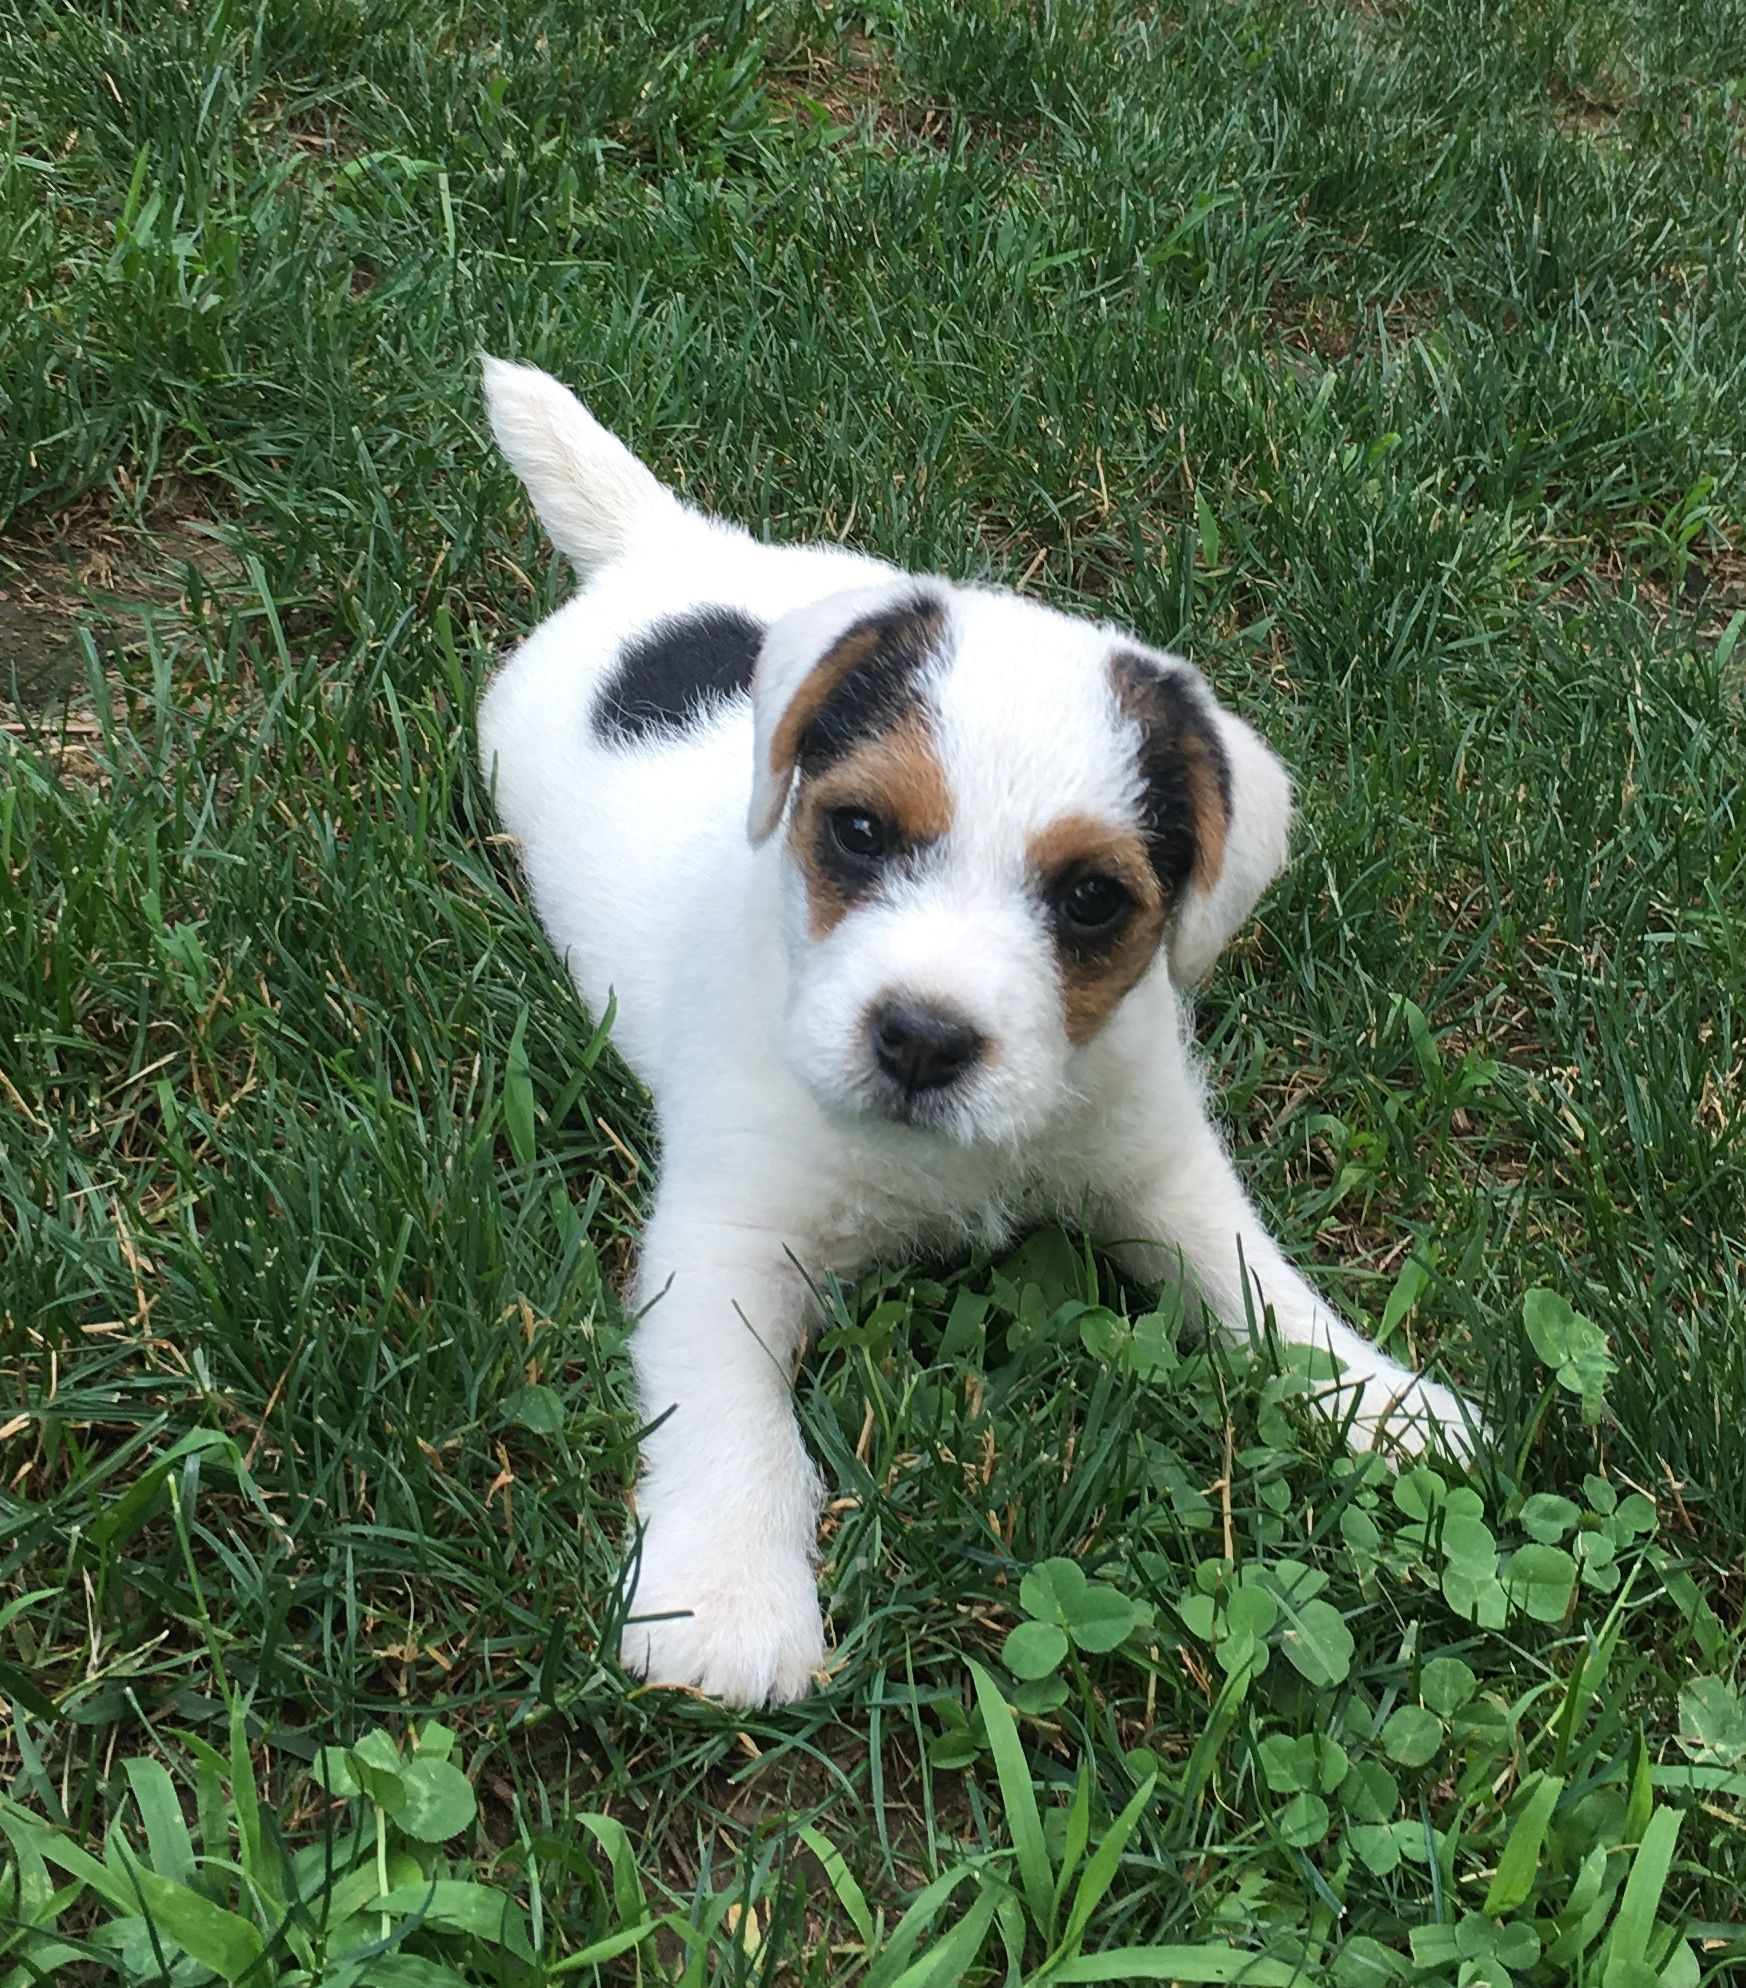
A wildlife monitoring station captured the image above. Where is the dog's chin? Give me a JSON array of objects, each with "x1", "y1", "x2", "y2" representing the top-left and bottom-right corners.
[
  {"x1": 806, "y1": 1068, "x2": 1030, "y2": 1151},
  {"x1": 867, "y1": 1082, "x2": 971, "y2": 1139}
]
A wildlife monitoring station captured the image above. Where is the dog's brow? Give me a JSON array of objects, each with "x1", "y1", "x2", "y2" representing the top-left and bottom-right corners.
[
  {"x1": 773, "y1": 593, "x2": 948, "y2": 781},
  {"x1": 1029, "y1": 812, "x2": 1158, "y2": 893}
]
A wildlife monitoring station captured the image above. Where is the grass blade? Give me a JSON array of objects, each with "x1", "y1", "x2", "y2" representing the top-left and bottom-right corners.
[
  {"x1": 1051, "y1": 1761, "x2": 1093, "y2": 1931},
  {"x1": 797, "y1": 1822, "x2": 876, "y2": 1947},
  {"x1": 19, "y1": 1813, "x2": 266, "y2": 1985},
  {"x1": 1055, "y1": 1774, "x2": 1157, "y2": 1959},
  {"x1": 1605, "y1": 1804, "x2": 1682, "y2": 1968},
  {"x1": 120, "y1": 1758, "x2": 197, "y2": 1891},
  {"x1": 968, "y1": 1660, "x2": 1054, "y2": 1942},
  {"x1": 1048, "y1": 1943, "x2": 1298, "y2": 1982},
  {"x1": 864, "y1": 1864, "x2": 984, "y2": 1988},
  {"x1": 1483, "y1": 1771, "x2": 1563, "y2": 1918},
  {"x1": 879, "y1": 1880, "x2": 1001, "y2": 1988}
]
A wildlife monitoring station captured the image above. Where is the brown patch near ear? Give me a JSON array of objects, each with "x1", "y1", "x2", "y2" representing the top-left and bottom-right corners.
[
  {"x1": 1108, "y1": 655, "x2": 1231, "y2": 895},
  {"x1": 770, "y1": 617, "x2": 879, "y2": 782},
  {"x1": 1029, "y1": 813, "x2": 1168, "y2": 1045},
  {"x1": 768, "y1": 594, "x2": 947, "y2": 794},
  {"x1": 1182, "y1": 749, "x2": 1228, "y2": 889},
  {"x1": 788, "y1": 714, "x2": 953, "y2": 937}
]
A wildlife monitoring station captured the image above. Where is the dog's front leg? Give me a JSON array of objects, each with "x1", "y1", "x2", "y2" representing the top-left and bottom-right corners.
[
  {"x1": 619, "y1": 1193, "x2": 826, "y2": 1706},
  {"x1": 1100, "y1": 1113, "x2": 1482, "y2": 1460}
]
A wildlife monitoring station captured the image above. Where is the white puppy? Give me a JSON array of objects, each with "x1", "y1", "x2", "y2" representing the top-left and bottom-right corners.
[{"x1": 477, "y1": 357, "x2": 1481, "y2": 1707}]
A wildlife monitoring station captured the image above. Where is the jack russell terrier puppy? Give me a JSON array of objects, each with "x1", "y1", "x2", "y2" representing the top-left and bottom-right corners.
[{"x1": 477, "y1": 356, "x2": 1482, "y2": 1707}]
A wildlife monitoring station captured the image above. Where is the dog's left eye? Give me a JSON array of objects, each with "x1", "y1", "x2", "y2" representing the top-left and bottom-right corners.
[
  {"x1": 1056, "y1": 874, "x2": 1131, "y2": 937},
  {"x1": 829, "y1": 810, "x2": 890, "y2": 861}
]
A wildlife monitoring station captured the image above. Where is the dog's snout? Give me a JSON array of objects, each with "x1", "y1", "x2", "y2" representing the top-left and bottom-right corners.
[{"x1": 870, "y1": 1000, "x2": 985, "y2": 1093}]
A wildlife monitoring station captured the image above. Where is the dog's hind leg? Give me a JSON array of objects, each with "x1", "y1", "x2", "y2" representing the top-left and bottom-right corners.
[
  {"x1": 1096, "y1": 1114, "x2": 1483, "y2": 1460},
  {"x1": 618, "y1": 1193, "x2": 828, "y2": 1706}
]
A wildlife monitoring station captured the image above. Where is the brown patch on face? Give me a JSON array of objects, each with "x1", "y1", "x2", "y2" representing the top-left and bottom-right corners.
[
  {"x1": 1029, "y1": 812, "x2": 1168, "y2": 1045},
  {"x1": 787, "y1": 714, "x2": 953, "y2": 937},
  {"x1": 767, "y1": 594, "x2": 947, "y2": 798},
  {"x1": 1108, "y1": 654, "x2": 1231, "y2": 895}
]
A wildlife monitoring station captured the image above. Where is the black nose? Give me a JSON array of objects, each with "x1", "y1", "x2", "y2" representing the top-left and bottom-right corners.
[{"x1": 870, "y1": 1001, "x2": 985, "y2": 1093}]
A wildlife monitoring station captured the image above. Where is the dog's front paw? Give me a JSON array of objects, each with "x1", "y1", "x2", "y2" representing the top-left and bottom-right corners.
[
  {"x1": 621, "y1": 1535, "x2": 826, "y2": 1707},
  {"x1": 1341, "y1": 1367, "x2": 1487, "y2": 1464}
]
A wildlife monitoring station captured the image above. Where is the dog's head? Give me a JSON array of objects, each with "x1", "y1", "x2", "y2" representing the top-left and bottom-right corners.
[{"x1": 748, "y1": 578, "x2": 1293, "y2": 1145}]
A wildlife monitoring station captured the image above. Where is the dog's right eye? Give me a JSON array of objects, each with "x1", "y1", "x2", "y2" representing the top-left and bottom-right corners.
[
  {"x1": 829, "y1": 810, "x2": 890, "y2": 861},
  {"x1": 1055, "y1": 873, "x2": 1132, "y2": 939}
]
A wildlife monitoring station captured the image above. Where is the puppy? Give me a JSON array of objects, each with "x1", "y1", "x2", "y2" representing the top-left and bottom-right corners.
[{"x1": 477, "y1": 357, "x2": 1481, "y2": 1707}]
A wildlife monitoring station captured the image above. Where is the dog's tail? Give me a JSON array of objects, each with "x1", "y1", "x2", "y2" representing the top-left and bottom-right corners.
[{"x1": 481, "y1": 355, "x2": 679, "y2": 576}]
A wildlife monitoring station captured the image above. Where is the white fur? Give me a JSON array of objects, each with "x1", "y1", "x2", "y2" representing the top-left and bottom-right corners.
[{"x1": 478, "y1": 357, "x2": 1485, "y2": 1707}]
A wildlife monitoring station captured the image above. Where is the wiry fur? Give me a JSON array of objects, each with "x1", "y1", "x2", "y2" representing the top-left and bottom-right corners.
[{"x1": 477, "y1": 357, "x2": 1484, "y2": 1707}]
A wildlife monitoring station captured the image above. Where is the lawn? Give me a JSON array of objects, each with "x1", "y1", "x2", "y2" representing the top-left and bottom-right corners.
[{"x1": 3, "y1": 0, "x2": 1745, "y2": 1980}]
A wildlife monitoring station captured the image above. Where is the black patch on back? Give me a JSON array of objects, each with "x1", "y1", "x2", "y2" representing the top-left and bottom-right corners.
[
  {"x1": 1109, "y1": 651, "x2": 1232, "y2": 901},
  {"x1": 793, "y1": 594, "x2": 948, "y2": 776},
  {"x1": 594, "y1": 607, "x2": 764, "y2": 743}
]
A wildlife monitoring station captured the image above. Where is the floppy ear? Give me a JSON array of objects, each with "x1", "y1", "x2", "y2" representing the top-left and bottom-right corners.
[
  {"x1": 1109, "y1": 648, "x2": 1294, "y2": 985},
  {"x1": 747, "y1": 581, "x2": 950, "y2": 842}
]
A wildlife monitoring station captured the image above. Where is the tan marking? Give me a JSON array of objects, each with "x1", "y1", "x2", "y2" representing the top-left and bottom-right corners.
[
  {"x1": 788, "y1": 715, "x2": 953, "y2": 937},
  {"x1": 1180, "y1": 735, "x2": 1228, "y2": 888},
  {"x1": 1029, "y1": 812, "x2": 1168, "y2": 1045},
  {"x1": 766, "y1": 596, "x2": 947, "y2": 794}
]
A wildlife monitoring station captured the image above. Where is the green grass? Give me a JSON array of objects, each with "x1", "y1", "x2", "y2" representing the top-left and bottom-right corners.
[{"x1": 3, "y1": 0, "x2": 1745, "y2": 1980}]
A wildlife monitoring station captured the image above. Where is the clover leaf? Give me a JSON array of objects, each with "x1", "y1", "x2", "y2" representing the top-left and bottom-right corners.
[
  {"x1": 1276, "y1": 1595, "x2": 1355, "y2": 1687},
  {"x1": 1003, "y1": 1619, "x2": 1070, "y2": 1681},
  {"x1": 1277, "y1": 1791, "x2": 1331, "y2": 1847},
  {"x1": 1523, "y1": 1288, "x2": 1615, "y2": 1423},
  {"x1": 1419, "y1": 1657, "x2": 1478, "y2": 1715},
  {"x1": 1520, "y1": 1493, "x2": 1580, "y2": 1543},
  {"x1": 396, "y1": 1755, "x2": 478, "y2": 1843},
  {"x1": 1503, "y1": 1543, "x2": 1578, "y2": 1623},
  {"x1": 1381, "y1": 1705, "x2": 1444, "y2": 1769},
  {"x1": 1678, "y1": 1676, "x2": 1746, "y2": 1768},
  {"x1": 1017, "y1": 1556, "x2": 1138, "y2": 1656}
]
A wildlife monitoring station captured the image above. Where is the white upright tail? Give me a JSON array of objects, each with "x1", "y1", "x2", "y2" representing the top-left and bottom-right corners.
[{"x1": 481, "y1": 355, "x2": 679, "y2": 576}]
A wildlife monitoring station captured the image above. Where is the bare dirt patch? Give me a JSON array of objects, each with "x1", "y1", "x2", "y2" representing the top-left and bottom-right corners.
[
  {"x1": 1545, "y1": 63, "x2": 1634, "y2": 140},
  {"x1": 1267, "y1": 286, "x2": 1445, "y2": 386},
  {"x1": 1557, "y1": 528, "x2": 1746, "y2": 687},
  {"x1": 767, "y1": 30, "x2": 954, "y2": 155},
  {"x1": 1, "y1": 479, "x2": 237, "y2": 719}
]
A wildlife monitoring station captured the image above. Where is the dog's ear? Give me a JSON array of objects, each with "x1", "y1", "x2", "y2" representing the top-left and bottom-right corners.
[
  {"x1": 747, "y1": 581, "x2": 949, "y2": 843},
  {"x1": 1109, "y1": 648, "x2": 1294, "y2": 985}
]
